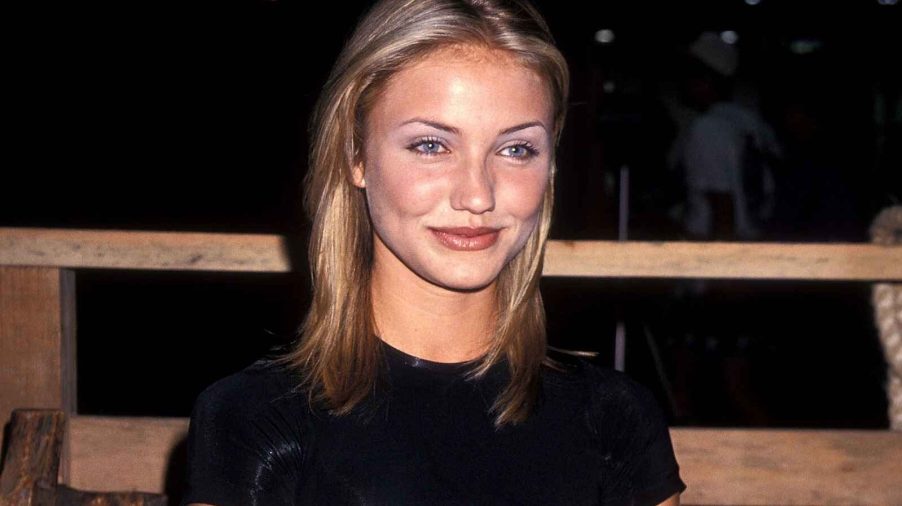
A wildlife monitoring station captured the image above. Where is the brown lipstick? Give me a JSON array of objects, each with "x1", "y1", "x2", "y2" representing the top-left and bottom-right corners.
[{"x1": 429, "y1": 227, "x2": 500, "y2": 251}]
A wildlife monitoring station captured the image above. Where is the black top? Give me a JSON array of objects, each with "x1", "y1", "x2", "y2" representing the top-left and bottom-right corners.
[{"x1": 183, "y1": 343, "x2": 686, "y2": 505}]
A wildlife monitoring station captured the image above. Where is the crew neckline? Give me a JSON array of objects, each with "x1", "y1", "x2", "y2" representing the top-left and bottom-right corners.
[{"x1": 380, "y1": 339, "x2": 479, "y2": 374}]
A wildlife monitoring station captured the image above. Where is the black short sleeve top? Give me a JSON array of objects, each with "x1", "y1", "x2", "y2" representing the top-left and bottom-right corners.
[{"x1": 183, "y1": 344, "x2": 686, "y2": 505}]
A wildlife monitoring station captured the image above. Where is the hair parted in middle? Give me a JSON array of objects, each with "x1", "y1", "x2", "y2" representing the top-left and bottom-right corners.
[{"x1": 281, "y1": 0, "x2": 570, "y2": 427}]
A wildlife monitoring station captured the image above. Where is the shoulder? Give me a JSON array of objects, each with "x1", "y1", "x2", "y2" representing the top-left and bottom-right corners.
[
  {"x1": 189, "y1": 359, "x2": 312, "y2": 447},
  {"x1": 542, "y1": 356, "x2": 672, "y2": 455},
  {"x1": 184, "y1": 360, "x2": 308, "y2": 505},
  {"x1": 586, "y1": 362, "x2": 662, "y2": 417},
  {"x1": 190, "y1": 360, "x2": 301, "y2": 430},
  {"x1": 193, "y1": 359, "x2": 302, "y2": 415},
  {"x1": 189, "y1": 359, "x2": 311, "y2": 449},
  {"x1": 544, "y1": 357, "x2": 686, "y2": 503},
  {"x1": 544, "y1": 354, "x2": 661, "y2": 416}
]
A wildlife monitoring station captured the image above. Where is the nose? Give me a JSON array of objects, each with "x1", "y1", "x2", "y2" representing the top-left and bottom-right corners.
[{"x1": 450, "y1": 156, "x2": 495, "y2": 214}]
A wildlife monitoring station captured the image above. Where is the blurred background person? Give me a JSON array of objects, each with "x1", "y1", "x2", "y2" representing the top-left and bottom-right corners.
[{"x1": 669, "y1": 32, "x2": 781, "y2": 242}]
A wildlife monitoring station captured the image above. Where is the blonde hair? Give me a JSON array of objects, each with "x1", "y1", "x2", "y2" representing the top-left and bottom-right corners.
[{"x1": 281, "y1": 0, "x2": 569, "y2": 426}]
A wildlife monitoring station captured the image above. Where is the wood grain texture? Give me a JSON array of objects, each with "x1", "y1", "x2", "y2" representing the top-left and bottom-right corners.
[
  {"x1": 0, "y1": 412, "x2": 168, "y2": 506},
  {"x1": 0, "y1": 267, "x2": 76, "y2": 457},
  {"x1": 2, "y1": 227, "x2": 901, "y2": 280},
  {"x1": 54, "y1": 486, "x2": 167, "y2": 506},
  {"x1": 0, "y1": 228, "x2": 290, "y2": 273},
  {"x1": 65, "y1": 417, "x2": 188, "y2": 495},
  {"x1": 672, "y1": 427, "x2": 902, "y2": 505},
  {"x1": 0, "y1": 410, "x2": 66, "y2": 506},
  {"x1": 543, "y1": 240, "x2": 902, "y2": 280}
]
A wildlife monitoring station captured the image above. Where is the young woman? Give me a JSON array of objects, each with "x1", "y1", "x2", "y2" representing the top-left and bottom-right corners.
[{"x1": 184, "y1": 1, "x2": 685, "y2": 504}]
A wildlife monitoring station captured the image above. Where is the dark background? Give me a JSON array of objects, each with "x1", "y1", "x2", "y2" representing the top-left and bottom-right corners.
[{"x1": 3, "y1": 0, "x2": 899, "y2": 427}]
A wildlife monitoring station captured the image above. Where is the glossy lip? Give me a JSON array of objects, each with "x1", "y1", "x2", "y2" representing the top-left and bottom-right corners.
[{"x1": 429, "y1": 227, "x2": 501, "y2": 251}]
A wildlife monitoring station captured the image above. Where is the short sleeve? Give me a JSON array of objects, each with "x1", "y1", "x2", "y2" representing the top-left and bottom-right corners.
[
  {"x1": 182, "y1": 364, "x2": 304, "y2": 506},
  {"x1": 620, "y1": 384, "x2": 686, "y2": 505},
  {"x1": 586, "y1": 367, "x2": 687, "y2": 506}
]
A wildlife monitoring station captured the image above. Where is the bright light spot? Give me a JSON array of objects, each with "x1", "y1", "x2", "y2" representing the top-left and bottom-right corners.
[
  {"x1": 603, "y1": 81, "x2": 616, "y2": 93},
  {"x1": 745, "y1": 0, "x2": 761, "y2": 4},
  {"x1": 720, "y1": 31, "x2": 739, "y2": 45},
  {"x1": 878, "y1": 0, "x2": 898, "y2": 5},
  {"x1": 595, "y1": 29, "x2": 615, "y2": 44}
]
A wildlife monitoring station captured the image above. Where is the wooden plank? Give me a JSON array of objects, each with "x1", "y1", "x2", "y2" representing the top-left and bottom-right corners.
[
  {"x1": 543, "y1": 240, "x2": 902, "y2": 280},
  {"x1": 55, "y1": 486, "x2": 167, "y2": 506},
  {"x1": 0, "y1": 267, "x2": 76, "y2": 458},
  {"x1": 544, "y1": 241, "x2": 902, "y2": 281},
  {"x1": 0, "y1": 227, "x2": 291, "y2": 273},
  {"x1": 3, "y1": 227, "x2": 902, "y2": 280},
  {"x1": 58, "y1": 267, "x2": 77, "y2": 486},
  {"x1": 671, "y1": 427, "x2": 902, "y2": 505},
  {"x1": 66, "y1": 416, "x2": 188, "y2": 494}
]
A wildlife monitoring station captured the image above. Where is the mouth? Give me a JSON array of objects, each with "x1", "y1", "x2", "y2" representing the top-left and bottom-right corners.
[{"x1": 429, "y1": 227, "x2": 501, "y2": 251}]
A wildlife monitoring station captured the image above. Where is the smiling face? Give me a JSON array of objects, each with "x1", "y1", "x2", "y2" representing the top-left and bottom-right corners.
[{"x1": 353, "y1": 45, "x2": 554, "y2": 292}]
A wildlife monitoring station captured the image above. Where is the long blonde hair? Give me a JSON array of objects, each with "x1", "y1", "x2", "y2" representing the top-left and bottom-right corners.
[{"x1": 281, "y1": 0, "x2": 569, "y2": 426}]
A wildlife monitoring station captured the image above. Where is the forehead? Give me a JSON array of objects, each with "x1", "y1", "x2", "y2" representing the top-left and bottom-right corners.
[{"x1": 364, "y1": 45, "x2": 554, "y2": 131}]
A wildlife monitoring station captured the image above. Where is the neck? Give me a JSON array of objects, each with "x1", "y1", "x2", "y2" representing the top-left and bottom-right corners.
[{"x1": 370, "y1": 240, "x2": 496, "y2": 364}]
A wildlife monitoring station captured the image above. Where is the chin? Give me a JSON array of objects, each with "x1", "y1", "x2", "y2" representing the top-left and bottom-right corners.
[{"x1": 427, "y1": 265, "x2": 500, "y2": 292}]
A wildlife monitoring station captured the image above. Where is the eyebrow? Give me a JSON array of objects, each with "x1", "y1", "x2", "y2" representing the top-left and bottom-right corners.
[
  {"x1": 499, "y1": 121, "x2": 547, "y2": 136},
  {"x1": 399, "y1": 118, "x2": 548, "y2": 136}
]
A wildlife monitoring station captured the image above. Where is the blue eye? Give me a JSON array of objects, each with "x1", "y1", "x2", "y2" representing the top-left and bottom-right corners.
[
  {"x1": 407, "y1": 137, "x2": 448, "y2": 156},
  {"x1": 500, "y1": 142, "x2": 538, "y2": 159}
]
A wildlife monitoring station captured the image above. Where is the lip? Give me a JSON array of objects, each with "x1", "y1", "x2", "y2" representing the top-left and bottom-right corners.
[{"x1": 429, "y1": 227, "x2": 501, "y2": 251}]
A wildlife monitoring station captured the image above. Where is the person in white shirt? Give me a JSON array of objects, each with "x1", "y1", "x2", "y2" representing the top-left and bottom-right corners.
[{"x1": 675, "y1": 32, "x2": 781, "y2": 240}]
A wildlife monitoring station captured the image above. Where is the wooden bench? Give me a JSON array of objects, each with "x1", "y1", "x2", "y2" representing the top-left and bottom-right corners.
[{"x1": 2, "y1": 227, "x2": 901, "y2": 504}]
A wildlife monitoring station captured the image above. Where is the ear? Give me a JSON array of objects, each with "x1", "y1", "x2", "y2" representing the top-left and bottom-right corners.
[{"x1": 351, "y1": 161, "x2": 366, "y2": 189}]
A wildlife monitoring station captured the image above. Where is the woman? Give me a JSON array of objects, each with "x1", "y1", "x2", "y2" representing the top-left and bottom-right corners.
[{"x1": 184, "y1": 0, "x2": 686, "y2": 504}]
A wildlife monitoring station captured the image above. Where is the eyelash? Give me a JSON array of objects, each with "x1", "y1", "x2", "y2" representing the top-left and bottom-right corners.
[
  {"x1": 500, "y1": 142, "x2": 539, "y2": 160},
  {"x1": 406, "y1": 137, "x2": 448, "y2": 156},
  {"x1": 405, "y1": 137, "x2": 540, "y2": 160}
]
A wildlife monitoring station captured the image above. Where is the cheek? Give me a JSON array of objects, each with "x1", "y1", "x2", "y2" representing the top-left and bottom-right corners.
[
  {"x1": 365, "y1": 155, "x2": 446, "y2": 224},
  {"x1": 499, "y1": 169, "x2": 549, "y2": 221}
]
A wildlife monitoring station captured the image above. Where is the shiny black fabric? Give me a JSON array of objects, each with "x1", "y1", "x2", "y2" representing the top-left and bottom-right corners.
[{"x1": 183, "y1": 343, "x2": 686, "y2": 505}]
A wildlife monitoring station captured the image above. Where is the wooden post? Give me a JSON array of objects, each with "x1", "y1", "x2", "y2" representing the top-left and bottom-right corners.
[
  {"x1": 0, "y1": 267, "x2": 77, "y2": 481},
  {"x1": 53, "y1": 487, "x2": 167, "y2": 506},
  {"x1": 0, "y1": 410, "x2": 65, "y2": 505},
  {"x1": 0, "y1": 411, "x2": 167, "y2": 506}
]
